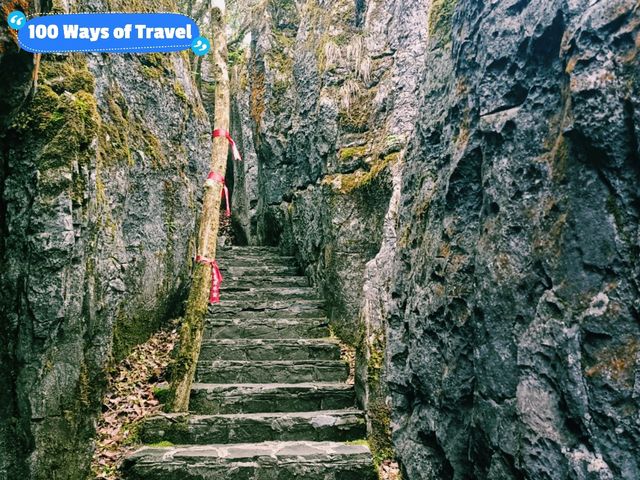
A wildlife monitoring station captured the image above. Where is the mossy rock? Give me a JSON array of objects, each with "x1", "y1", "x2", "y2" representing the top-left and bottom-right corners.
[
  {"x1": 146, "y1": 441, "x2": 175, "y2": 448},
  {"x1": 12, "y1": 84, "x2": 63, "y2": 133},
  {"x1": 152, "y1": 386, "x2": 171, "y2": 405},
  {"x1": 323, "y1": 153, "x2": 398, "y2": 194},
  {"x1": 338, "y1": 105, "x2": 370, "y2": 134},
  {"x1": 229, "y1": 47, "x2": 246, "y2": 67},
  {"x1": 429, "y1": 0, "x2": 458, "y2": 46},
  {"x1": 366, "y1": 329, "x2": 394, "y2": 466},
  {"x1": 338, "y1": 146, "x2": 368, "y2": 162},
  {"x1": 15, "y1": 56, "x2": 100, "y2": 205},
  {"x1": 139, "y1": 53, "x2": 172, "y2": 80}
]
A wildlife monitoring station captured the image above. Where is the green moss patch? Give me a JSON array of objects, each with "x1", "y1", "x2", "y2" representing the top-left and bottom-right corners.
[
  {"x1": 338, "y1": 146, "x2": 367, "y2": 162},
  {"x1": 365, "y1": 329, "x2": 395, "y2": 467},
  {"x1": 323, "y1": 152, "x2": 398, "y2": 194},
  {"x1": 146, "y1": 441, "x2": 175, "y2": 448},
  {"x1": 429, "y1": 0, "x2": 458, "y2": 46}
]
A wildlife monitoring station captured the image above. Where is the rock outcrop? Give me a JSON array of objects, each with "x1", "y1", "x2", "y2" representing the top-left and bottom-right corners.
[
  {"x1": 230, "y1": 0, "x2": 640, "y2": 478},
  {"x1": 1, "y1": 0, "x2": 638, "y2": 477},
  {"x1": 0, "y1": 1, "x2": 210, "y2": 478},
  {"x1": 388, "y1": 0, "x2": 640, "y2": 478},
  {"x1": 228, "y1": 0, "x2": 430, "y2": 458}
]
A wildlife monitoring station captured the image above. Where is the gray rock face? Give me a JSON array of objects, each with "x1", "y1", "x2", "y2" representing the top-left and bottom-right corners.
[
  {"x1": 227, "y1": 0, "x2": 430, "y2": 458},
  {"x1": 1, "y1": 0, "x2": 637, "y2": 478},
  {"x1": 388, "y1": 0, "x2": 640, "y2": 478},
  {"x1": 230, "y1": 0, "x2": 640, "y2": 478},
  {"x1": 0, "y1": 1, "x2": 210, "y2": 478}
]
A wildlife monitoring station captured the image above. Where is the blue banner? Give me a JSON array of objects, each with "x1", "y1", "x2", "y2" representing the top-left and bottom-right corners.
[{"x1": 17, "y1": 13, "x2": 200, "y2": 53}]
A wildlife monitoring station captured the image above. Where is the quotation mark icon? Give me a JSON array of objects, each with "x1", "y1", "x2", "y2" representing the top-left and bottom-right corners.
[
  {"x1": 8, "y1": 10, "x2": 26, "y2": 30},
  {"x1": 191, "y1": 36, "x2": 210, "y2": 56}
]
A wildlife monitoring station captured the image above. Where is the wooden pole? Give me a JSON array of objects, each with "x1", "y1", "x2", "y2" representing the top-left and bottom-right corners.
[{"x1": 169, "y1": 1, "x2": 229, "y2": 412}]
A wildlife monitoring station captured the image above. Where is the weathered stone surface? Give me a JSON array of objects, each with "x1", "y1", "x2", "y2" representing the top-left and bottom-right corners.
[
  {"x1": 226, "y1": 0, "x2": 432, "y2": 464},
  {"x1": 190, "y1": 383, "x2": 357, "y2": 414},
  {"x1": 140, "y1": 410, "x2": 366, "y2": 444},
  {"x1": 222, "y1": 275, "x2": 310, "y2": 289},
  {"x1": 222, "y1": 287, "x2": 321, "y2": 302},
  {"x1": 196, "y1": 359, "x2": 349, "y2": 383},
  {"x1": 204, "y1": 317, "x2": 330, "y2": 339},
  {"x1": 217, "y1": 255, "x2": 298, "y2": 267},
  {"x1": 219, "y1": 246, "x2": 279, "y2": 254},
  {"x1": 228, "y1": 0, "x2": 640, "y2": 478},
  {"x1": 0, "y1": 1, "x2": 209, "y2": 477},
  {"x1": 386, "y1": 0, "x2": 640, "y2": 478},
  {"x1": 210, "y1": 299, "x2": 326, "y2": 318},
  {"x1": 199, "y1": 338, "x2": 341, "y2": 362},
  {"x1": 125, "y1": 246, "x2": 372, "y2": 478},
  {"x1": 122, "y1": 441, "x2": 377, "y2": 480},
  {"x1": 220, "y1": 264, "x2": 300, "y2": 276}
]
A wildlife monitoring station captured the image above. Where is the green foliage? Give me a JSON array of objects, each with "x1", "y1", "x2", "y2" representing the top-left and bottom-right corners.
[
  {"x1": 228, "y1": 47, "x2": 245, "y2": 66},
  {"x1": 121, "y1": 422, "x2": 142, "y2": 447},
  {"x1": 172, "y1": 81, "x2": 187, "y2": 102}
]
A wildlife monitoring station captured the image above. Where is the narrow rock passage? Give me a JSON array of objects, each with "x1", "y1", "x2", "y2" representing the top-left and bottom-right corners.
[{"x1": 122, "y1": 246, "x2": 376, "y2": 479}]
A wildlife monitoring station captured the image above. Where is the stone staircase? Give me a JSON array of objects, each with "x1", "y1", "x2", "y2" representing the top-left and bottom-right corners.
[{"x1": 122, "y1": 246, "x2": 376, "y2": 479}]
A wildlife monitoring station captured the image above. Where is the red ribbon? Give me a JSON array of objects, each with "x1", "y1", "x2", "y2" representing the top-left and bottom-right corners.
[
  {"x1": 195, "y1": 255, "x2": 223, "y2": 304},
  {"x1": 206, "y1": 171, "x2": 230, "y2": 216},
  {"x1": 213, "y1": 128, "x2": 242, "y2": 162}
]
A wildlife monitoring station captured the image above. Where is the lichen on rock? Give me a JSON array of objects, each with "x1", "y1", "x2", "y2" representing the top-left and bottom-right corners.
[{"x1": 0, "y1": 3, "x2": 210, "y2": 478}]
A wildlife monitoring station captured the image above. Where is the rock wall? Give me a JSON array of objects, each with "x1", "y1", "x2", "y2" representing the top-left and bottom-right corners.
[
  {"x1": 231, "y1": 0, "x2": 640, "y2": 478},
  {"x1": 389, "y1": 0, "x2": 640, "y2": 478},
  {"x1": 2, "y1": 0, "x2": 636, "y2": 477},
  {"x1": 228, "y1": 0, "x2": 430, "y2": 458},
  {"x1": 0, "y1": 1, "x2": 210, "y2": 478}
]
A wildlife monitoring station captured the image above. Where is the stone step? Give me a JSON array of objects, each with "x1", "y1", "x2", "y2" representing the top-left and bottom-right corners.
[
  {"x1": 189, "y1": 383, "x2": 356, "y2": 414},
  {"x1": 221, "y1": 265, "x2": 300, "y2": 276},
  {"x1": 221, "y1": 293, "x2": 321, "y2": 303},
  {"x1": 204, "y1": 317, "x2": 330, "y2": 339},
  {"x1": 198, "y1": 339, "x2": 341, "y2": 361},
  {"x1": 218, "y1": 246, "x2": 279, "y2": 255},
  {"x1": 139, "y1": 410, "x2": 366, "y2": 445},
  {"x1": 196, "y1": 360, "x2": 349, "y2": 383},
  {"x1": 221, "y1": 287, "x2": 320, "y2": 302},
  {"x1": 122, "y1": 441, "x2": 376, "y2": 480},
  {"x1": 209, "y1": 299, "x2": 325, "y2": 318},
  {"x1": 218, "y1": 256, "x2": 297, "y2": 268},
  {"x1": 222, "y1": 275, "x2": 309, "y2": 288}
]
